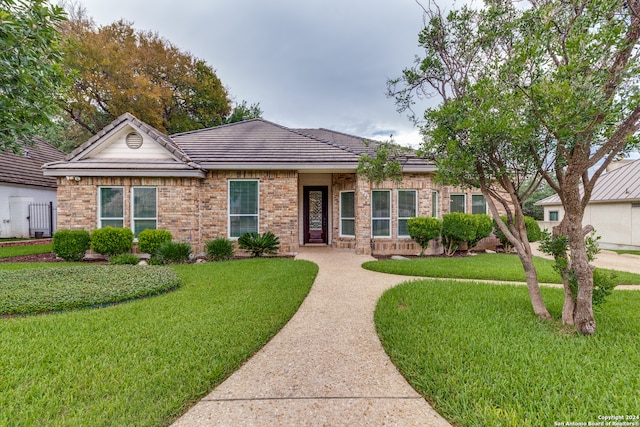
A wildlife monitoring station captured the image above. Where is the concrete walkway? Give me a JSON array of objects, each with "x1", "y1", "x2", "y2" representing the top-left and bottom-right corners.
[{"x1": 172, "y1": 247, "x2": 451, "y2": 427}]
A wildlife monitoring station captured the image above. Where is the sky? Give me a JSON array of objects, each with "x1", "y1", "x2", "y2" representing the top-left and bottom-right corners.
[{"x1": 76, "y1": 0, "x2": 440, "y2": 147}]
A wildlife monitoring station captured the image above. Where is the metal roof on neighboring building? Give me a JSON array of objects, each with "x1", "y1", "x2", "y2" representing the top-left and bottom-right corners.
[{"x1": 536, "y1": 159, "x2": 640, "y2": 206}]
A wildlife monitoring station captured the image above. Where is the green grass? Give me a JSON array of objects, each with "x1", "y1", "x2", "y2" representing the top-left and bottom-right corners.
[
  {"x1": 0, "y1": 265, "x2": 180, "y2": 315},
  {"x1": 0, "y1": 243, "x2": 53, "y2": 258},
  {"x1": 363, "y1": 253, "x2": 640, "y2": 285},
  {"x1": 376, "y1": 280, "x2": 640, "y2": 426},
  {"x1": 0, "y1": 258, "x2": 318, "y2": 426},
  {"x1": 612, "y1": 249, "x2": 640, "y2": 256}
]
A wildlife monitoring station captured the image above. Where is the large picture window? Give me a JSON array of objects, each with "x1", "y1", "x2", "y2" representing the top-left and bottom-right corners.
[
  {"x1": 450, "y1": 194, "x2": 466, "y2": 213},
  {"x1": 132, "y1": 187, "x2": 157, "y2": 236},
  {"x1": 340, "y1": 191, "x2": 355, "y2": 237},
  {"x1": 99, "y1": 187, "x2": 124, "y2": 228},
  {"x1": 372, "y1": 190, "x2": 391, "y2": 237},
  {"x1": 398, "y1": 190, "x2": 417, "y2": 237},
  {"x1": 471, "y1": 194, "x2": 487, "y2": 215},
  {"x1": 229, "y1": 180, "x2": 259, "y2": 238}
]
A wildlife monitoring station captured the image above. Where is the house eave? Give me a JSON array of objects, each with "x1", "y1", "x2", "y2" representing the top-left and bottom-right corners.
[
  {"x1": 198, "y1": 162, "x2": 437, "y2": 173},
  {"x1": 43, "y1": 168, "x2": 206, "y2": 178}
]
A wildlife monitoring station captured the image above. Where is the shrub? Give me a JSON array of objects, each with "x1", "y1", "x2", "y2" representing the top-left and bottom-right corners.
[
  {"x1": 154, "y1": 241, "x2": 192, "y2": 264},
  {"x1": 407, "y1": 217, "x2": 442, "y2": 256},
  {"x1": 493, "y1": 215, "x2": 542, "y2": 252},
  {"x1": 109, "y1": 253, "x2": 140, "y2": 265},
  {"x1": 205, "y1": 237, "x2": 235, "y2": 261},
  {"x1": 468, "y1": 214, "x2": 493, "y2": 250},
  {"x1": 238, "y1": 232, "x2": 280, "y2": 257},
  {"x1": 52, "y1": 229, "x2": 90, "y2": 261},
  {"x1": 441, "y1": 212, "x2": 476, "y2": 256},
  {"x1": 137, "y1": 229, "x2": 172, "y2": 255},
  {"x1": 90, "y1": 227, "x2": 134, "y2": 256}
]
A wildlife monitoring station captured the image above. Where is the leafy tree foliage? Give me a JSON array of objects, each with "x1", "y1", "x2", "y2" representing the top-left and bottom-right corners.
[
  {"x1": 391, "y1": 0, "x2": 640, "y2": 334},
  {"x1": 225, "y1": 100, "x2": 263, "y2": 124},
  {"x1": 60, "y1": 14, "x2": 232, "y2": 138},
  {"x1": 0, "y1": 0, "x2": 69, "y2": 153}
]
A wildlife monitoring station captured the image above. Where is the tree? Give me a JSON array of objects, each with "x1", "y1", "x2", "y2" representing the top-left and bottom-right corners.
[
  {"x1": 389, "y1": 0, "x2": 552, "y2": 319},
  {"x1": 392, "y1": 0, "x2": 640, "y2": 334},
  {"x1": 225, "y1": 100, "x2": 263, "y2": 124},
  {"x1": 61, "y1": 14, "x2": 231, "y2": 139},
  {"x1": 0, "y1": 0, "x2": 69, "y2": 153}
]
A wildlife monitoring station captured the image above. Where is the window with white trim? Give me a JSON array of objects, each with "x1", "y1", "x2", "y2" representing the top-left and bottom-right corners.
[
  {"x1": 398, "y1": 190, "x2": 417, "y2": 237},
  {"x1": 450, "y1": 194, "x2": 466, "y2": 213},
  {"x1": 340, "y1": 191, "x2": 355, "y2": 237},
  {"x1": 132, "y1": 187, "x2": 157, "y2": 237},
  {"x1": 431, "y1": 190, "x2": 438, "y2": 218},
  {"x1": 471, "y1": 194, "x2": 487, "y2": 214},
  {"x1": 99, "y1": 187, "x2": 124, "y2": 228},
  {"x1": 549, "y1": 210, "x2": 559, "y2": 221},
  {"x1": 229, "y1": 180, "x2": 259, "y2": 238},
  {"x1": 372, "y1": 190, "x2": 391, "y2": 237}
]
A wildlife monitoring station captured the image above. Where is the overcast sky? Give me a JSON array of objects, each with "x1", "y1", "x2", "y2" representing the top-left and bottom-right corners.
[{"x1": 76, "y1": 0, "x2": 440, "y2": 147}]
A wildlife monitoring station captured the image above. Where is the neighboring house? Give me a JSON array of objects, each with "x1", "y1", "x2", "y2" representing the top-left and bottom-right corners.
[
  {"x1": 43, "y1": 113, "x2": 490, "y2": 255},
  {"x1": 536, "y1": 159, "x2": 640, "y2": 250},
  {"x1": 0, "y1": 138, "x2": 65, "y2": 238}
]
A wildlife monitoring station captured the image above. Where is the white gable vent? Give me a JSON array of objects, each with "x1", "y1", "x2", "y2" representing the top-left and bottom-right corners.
[{"x1": 125, "y1": 132, "x2": 143, "y2": 149}]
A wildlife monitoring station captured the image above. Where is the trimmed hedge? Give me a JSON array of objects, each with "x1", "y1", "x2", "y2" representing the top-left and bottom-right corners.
[
  {"x1": 137, "y1": 229, "x2": 172, "y2": 255},
  {"x1": 52, "y1": 229, "x2": 91, "y2": 261},
  {"x1": 493, "y1": 215, "x2": 542, "y2": 252},
  {"x1": 90, "y1": 227, "x2": 133, "y2": 256},
  {"x1": 407, "y1": 217, "x2": 442, "y2": 256}
]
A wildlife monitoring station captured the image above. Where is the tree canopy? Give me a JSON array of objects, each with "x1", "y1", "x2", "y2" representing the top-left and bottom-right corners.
[
  {"x1": 0, "y1": 0, "x2": 69, "y2": 153},
  {"x1": 390, "y1": 0, "x2": 640, "y2": 334}
]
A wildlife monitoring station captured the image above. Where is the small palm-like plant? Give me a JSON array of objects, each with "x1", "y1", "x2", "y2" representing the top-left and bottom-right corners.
[{"x1": 238, "y1": 232, "x2": 280, "y2": 257}]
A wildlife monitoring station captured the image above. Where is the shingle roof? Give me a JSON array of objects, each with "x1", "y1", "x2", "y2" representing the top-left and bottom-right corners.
[
  {"x1": 537, "y1": 159, "x2": 640, "y2": 206},
  {"x1": 172, "y1": 119, "x2": 361, "y2": 165},
  {"x1": 0, "y1": 138, "x2": 65, "y2": 188}
]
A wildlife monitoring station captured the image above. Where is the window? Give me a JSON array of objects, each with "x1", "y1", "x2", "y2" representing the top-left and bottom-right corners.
[
  {"x1": 431, "y1": 190, "x2": 438, "y2": 218},
  {"x1": 450, "y1": 194, "x2": 466, "y2": 213},
  {"x1": 372, "y1": 190, "x2": 391, "y2": 237},
  {"x1": 229, "y1": 180, "x2": 259, "y2": 238},
  {"x1": 549, "y1": 211, "x2": 559, "y2": 221},
  {"x1": 340, "y1": 191, "x2": 355, "y2": 237},
  {"x1": 132, "y1": 187, "x2": 157, "y2": 237},
  {"x1": 471, "y1": 194, "x2": 487, "y2": 215},
  {"x1": 99, "y1": 187, "x2": 124, "y2": 228},
  {"x1": 398, "y1": 190, "x2": 417, "y2": 237}
]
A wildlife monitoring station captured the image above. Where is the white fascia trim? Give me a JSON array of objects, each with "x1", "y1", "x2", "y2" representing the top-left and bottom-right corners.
[{"x1": 43, "y1": 169, "x2": 206, "y2": 178}]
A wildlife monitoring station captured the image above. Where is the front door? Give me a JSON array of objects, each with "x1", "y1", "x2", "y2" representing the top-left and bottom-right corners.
[{"x1": 303, "y1": 186, "x2": 328, "y2": 244}]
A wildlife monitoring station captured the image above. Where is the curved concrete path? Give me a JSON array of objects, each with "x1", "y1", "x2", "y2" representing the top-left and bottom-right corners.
[{"x1": 172, "y1": 247, "x2": 451, "y2": 426}]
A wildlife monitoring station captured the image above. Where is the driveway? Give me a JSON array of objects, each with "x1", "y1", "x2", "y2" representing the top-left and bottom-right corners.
[{"x1": 172, "y1": 246, "x2": 451, "y2": 426}]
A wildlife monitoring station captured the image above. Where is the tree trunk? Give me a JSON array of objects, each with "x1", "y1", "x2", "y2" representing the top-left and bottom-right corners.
[
  {"x1": 562, "y1": 285, "x2": 576, "y2": 325},
  {"x1": 564, "y1": 211, "x2": 596, "y2": 335},
  {"x1": 517, "y1": 249, "x2": 552, "y2": 319}
]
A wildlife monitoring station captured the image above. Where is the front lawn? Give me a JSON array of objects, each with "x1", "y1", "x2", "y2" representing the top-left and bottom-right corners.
[
  {"x1": 376, "y1": 280, "x2": 640, "y2": 426},
  {"x1": 0, "y1": 243, "x2": 52, "y2": 258},
  {"x1": 0, "y1": 258, "x2": 318, "y2": 426},
  {"x1": 363, "y1": 253, "x2": 640, "y2": 285}
]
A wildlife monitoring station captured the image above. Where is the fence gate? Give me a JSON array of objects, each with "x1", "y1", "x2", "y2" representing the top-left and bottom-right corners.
[{"x1": 28, "y1": 202, "x2": 54, "y2": 238}]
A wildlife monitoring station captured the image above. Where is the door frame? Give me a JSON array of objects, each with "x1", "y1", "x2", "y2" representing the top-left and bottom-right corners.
[{"x1": 303, "y1": 186, "x2": 328, "y2": 244}]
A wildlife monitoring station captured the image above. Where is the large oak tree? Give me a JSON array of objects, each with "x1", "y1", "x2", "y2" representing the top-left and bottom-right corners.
[{"x1": 0, "y1": 0, "x2": 68, "y2": 153}]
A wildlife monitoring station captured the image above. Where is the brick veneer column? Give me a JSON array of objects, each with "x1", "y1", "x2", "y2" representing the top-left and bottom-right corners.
[{"x1": 354, "y1": 174, "x2": 372, "y2": 255}]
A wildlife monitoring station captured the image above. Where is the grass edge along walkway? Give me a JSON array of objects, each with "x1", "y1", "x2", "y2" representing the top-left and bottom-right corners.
[
  {"x1": 375, "y1": 279, "x2": 640, "y2": 426},
  {"x1": 0, "y1": 258, "x2": 318, "y2": 427}
]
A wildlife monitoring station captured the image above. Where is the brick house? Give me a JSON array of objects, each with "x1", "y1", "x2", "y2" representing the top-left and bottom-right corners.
[{"x1": 43, "y1": 113, "x2": 488, "y2": 255}]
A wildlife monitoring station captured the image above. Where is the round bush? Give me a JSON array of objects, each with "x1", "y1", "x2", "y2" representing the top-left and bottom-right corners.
[
  {"x1": 52, "y1": 229, "x2": 90, "y2": 261},
  {"x1": 468, "y1": 214, "x2": 493, "y2": 249},
  {"x1": 205, "y1": 237, "x2": 235, "y2": 261},
  {"x1": 494, "y1": 215, "x2": 542, "y2": 252},
  {"x1": 407, "y1": 217, "x2": 442, "y2": 256},
  {"x1": 442, "y1": 212, "x2": 476, "y2": 256},
  {"x1": 137, "y1": 229, "x2": 172, "y2": 255},
  {"x1": 90, "y1": 227, "x2": 134, "y2": 256}
]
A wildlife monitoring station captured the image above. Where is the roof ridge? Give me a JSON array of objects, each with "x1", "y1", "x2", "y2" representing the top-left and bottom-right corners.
[{"x1": 170, "y1": 118, "x2": 265, "y2": 137}]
